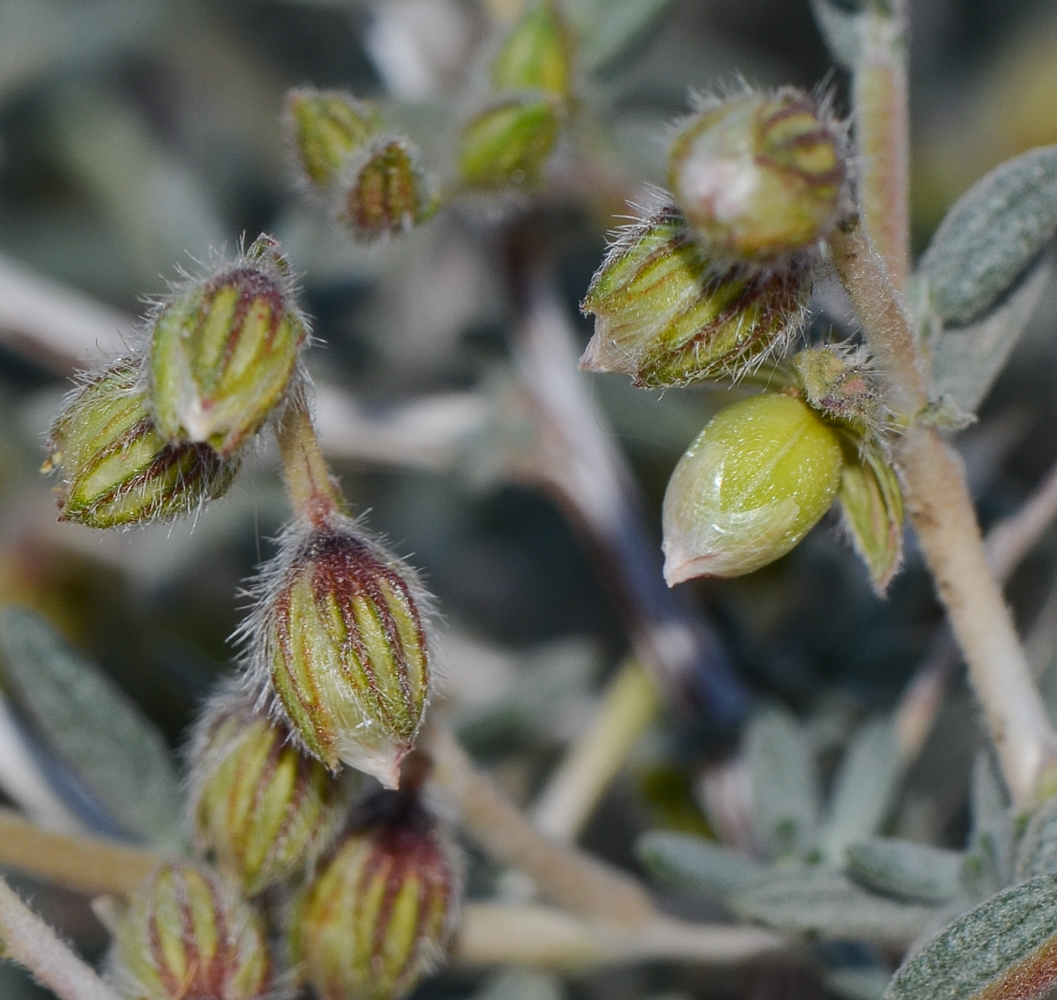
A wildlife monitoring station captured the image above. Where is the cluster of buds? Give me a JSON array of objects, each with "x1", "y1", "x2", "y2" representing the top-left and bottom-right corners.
[
  {"x1": 458, "y1": 0, "x2": 575, "y2": 190},
  {"x1": 286, "y1": 88, "x2": 437, "y2": 239}
]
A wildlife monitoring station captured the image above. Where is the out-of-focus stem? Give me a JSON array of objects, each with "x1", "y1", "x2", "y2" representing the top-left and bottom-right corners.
[
  {"x1": 0, "y1": 875, "x2": 121, "y2": 1000},
  {"x1": 275, "y1": 390, "x2": 347, "y2": 525},
  {"x1": 531, "y1": 659, "x2": 659, "y2": 843}
]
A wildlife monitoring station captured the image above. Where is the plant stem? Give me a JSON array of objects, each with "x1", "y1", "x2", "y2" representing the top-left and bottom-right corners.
[
  {"x1": 531, "y1": 658, "x2": 659, "y2": 843},
  {"x1": 0, "y1": 875, "x2": 121, "y2": 1000},
  {"x1": 425, "y1": 721, "x2": 657, "y2": 928},
  {"x1": 275, "y1": 389, "x2": 347, "y2": 525}
]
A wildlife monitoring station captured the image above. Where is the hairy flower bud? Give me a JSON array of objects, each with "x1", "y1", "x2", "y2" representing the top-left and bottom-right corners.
[
  {"x1": 663, "y1": 393, "x2": 844, "y2": 583},
  {"x1": 792, "y1": 345, "x2": 881, "y2": 433},
  {"x1": 339, "y1": 136, "x2": 436, "y2": 238},
  {"x1": 292, "y1": 792, "x2": 461, "y2": 1000},
  {"x1": 108, "y1": 861, "x2": 272, "y2": 1000},
  {"x1": 241, "y1": 515, "x2": 433, "y2": 787},
  {"x1": 44, "y1": 360, "x2": 238, "y2": 528},
  {"x1": 580, "y1": 203, "x2": 810, "y2": 387},
  {"x1": 458, "y1": 96, "x2": 559, "y2": 189},
  {"x1": 187, "y1": 688, "x2": 358, "y2": 895},
  {"x1": 149, "y1": 235, "x2": 308, "y2": 457},
  {"x1": 286, "y1": 88, "x2": 381, "y2": 190},
  {"x1": 668, "y1": 89, "x2": 847, "y2": 262},
  {"x1": 492, "y1": 0, "x2": 574, "y2": 100}
]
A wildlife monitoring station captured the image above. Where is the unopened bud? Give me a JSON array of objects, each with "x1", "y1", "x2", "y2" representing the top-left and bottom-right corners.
[
  {"x1": 492, "y1": 0, "x2": 574, "y2": 100},
  {"x1": 668, "y1": 89, "x2": 847, "y2": 262},
  {"x1": 286, "y1": 88, "x2": 381, "y2": 190},
  {"x1": 108, "y1": 861, "x2": 272, "y2": 1000},
  {"x1": 149, "y1": 235, "x2": 307, "y2": 457},
  {"x1": 580, "y1": 203, "x2": 809, "y2": 387},
  {"x1": 663, "y1": 393, "x2": 844, "y2": 583},
  {"x1": 241, "y1": 515, "x2": 433, "y2": 787},
  {"x1": 458, "y1": 96, "x2": 559, "y2": 189},
  {"x1": 187, "y1": 689, "x2": 357, "y2": 895},
  {"x1": 339, "y1": 136, "x2": 436, "y2": 238},
  {"x1": 44, "y1": 360, "x2": 238, "y2": 528},
  {"x1": 792, "y1": 345, "x2": 881, "y2": 433},
  {"x1": 293, "y1": 792, "x2": 461, "y2": 1000}
]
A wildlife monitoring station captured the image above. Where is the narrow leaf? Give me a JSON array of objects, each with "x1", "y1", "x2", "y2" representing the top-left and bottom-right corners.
[
  {"x1": 963, "y1": 750, "x2": 1016, "y2": 898},
  {"x1": 1016, "y1": 793, "x2": 1057, "y2": 881},
  {"x1": 564, "y1": 0, "x2": 675, "y2": 71},
  {"x1": 837, "y1": 445, "x2": 905, "y2": 594},
  {"x1": 0, "y1": 607, "x2": 182, "y2": 846},
  {"x1": 730, "y1": 867, "x2": 933, "y2": 945},
  {"x1": 821, "y1": 719, "x2": 903, "y2": 859},
  {"x1": 471, "y1": 969, "x2": 564, "y2": 1000},
  {"x1": 921, "y1": 145, "x2": 1057, "y2": 325},
  {"x1": 637, "y1": 831, "x2": 766, "y2": 902},
  {"x1": 746, "y1": 705, "x2": 820, "y2": 858},
  {"x1": 808, "y1": 0, "x2": 864, "y2": 67},
  {"x1": 826, "y1": 967, "x2": 893, "y2": 1000},
  {"x1": 845, "y1": 838, "x2": 964, "y2": 904},
  {"x1": 885, "y1": 874, "x2": 1057, "y2": 1000}
]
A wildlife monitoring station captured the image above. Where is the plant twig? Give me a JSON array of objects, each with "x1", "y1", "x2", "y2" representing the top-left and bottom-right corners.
[
  {"x1": 985, "y1": 459, "x2": 1057, "y2": 583},
  {"x1": 275, "y1": 389, "x2": 347, "y2": 524},
  {"x1": 0, "y1": 874, "x2": 121, "y2": 1000}
]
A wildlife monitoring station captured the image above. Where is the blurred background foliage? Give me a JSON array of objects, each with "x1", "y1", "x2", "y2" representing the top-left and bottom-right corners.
[{"x1": 3, "y1": 0, "x2": 1057, "y2": 997}]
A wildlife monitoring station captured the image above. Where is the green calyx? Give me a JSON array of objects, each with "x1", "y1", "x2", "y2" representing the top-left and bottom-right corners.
[
  {"x1": 340, "y1": 136, "x2": 436, "y2": 238},
  {"x1": 458, "y1": 95, "x2": 560, "y2": 189},
  {"x1": 492, "y1": 0, "x2": 575, "y2": 100},
  {"x1": 287, "y1": 88, "x2": 382, "y2": 190}
]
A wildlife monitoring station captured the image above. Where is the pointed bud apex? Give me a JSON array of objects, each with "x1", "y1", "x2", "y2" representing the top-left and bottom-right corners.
[
  {"x1": 668, "y1": 89, "x2": 847, "y2": 262},
  {"x1": 492, "y1": 0, "x2": 574, "y2": 100},
  {"x1": 108, "y1": 861, "x2": 272, "y2": 1000},
  {"x1": 149, "y1": 235, "x2": 308, "y2": 457},
  {"x1": 458, "y1": 96, "x2": 559, "y2": 189},
  {"x1": 242, "y1": 515, "x2": 433, "y2": 786},
  {"x1": 792, "y1": 345, "x2": 881, "y2": 433},
  {"x1": 293, "y1": 792, "x2": 461, "y2": 1000},
  {"x1": 339, "y1": 136, "x2": 436, "y2": 238},
  {"x1": 44, "y1": 360, "x2": 238, "y2": 528},
  {"x1": 286, "y1": 88, "x2": 382, "y2": 190},
  {"x1": 663, "y1": 393, "x2": 844, "y2": 582},
  {"x1": 187, "y1": 689, "x2": 358, "y2": 895},
  {"x1": 580, "y1": 203, "x2": 809, "y2": 387}
]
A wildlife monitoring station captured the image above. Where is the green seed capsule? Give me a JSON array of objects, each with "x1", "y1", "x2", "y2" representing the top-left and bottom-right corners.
[
  {"x1": 580, "y1": 203, "x2": 810, "y2": 387},
  {"x1": 44, "y1": 360, "x2": 238, "y2": 528},
  {"x1": 244, "y1": 515, "x2": 433, "y2": 788},
  {"x1": 149, "y1": 235, "x2": 308, "y2": 458},
  {"x1": 187, "y1": 691, "x2": 357, "y2": 895},
  {"x1": 458, "y1": 96, "x2": 559, "y2": 189},
  {"x1": 293, "y1": 794, "x2": 460, "y2": 1000},
  {"x1": 492, "y1": 0, "x2": 574, "y2": 100},
  {"x1": 286, "y1": 87, "x2": 382, "y2": 190},
  {"x1": 108, "y1": 861, "x2": 272, "y2": 1000},
  {"x1": 662, "y1": 393, "x2": 844, "y2": 583},
  {"x1": 668, "y1": 89, "x2": 846, "y2": 262},
  {"x1": 340, "y1": 136, "x2": 435, "y2": 238}
]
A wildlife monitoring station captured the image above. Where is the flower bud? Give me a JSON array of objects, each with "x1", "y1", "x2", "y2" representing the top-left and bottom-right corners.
[
  {"x1": 149, "y1": 235, "x2": 308, "y2": 457},
  {"x1": 108, "y1": 861, "x2": 272, "y2": 1000},
  {"x1": 339, "y1": 136, "x2": 436, "y2": 239},
  {"x1": 458, "y1": 96, "x2": 559, "y2": 189},
  {"x1": 668, "y1": 89, "x2": 847, "y2": 262},
  {"x1": 492, "y1": 0, "x2": 574, "y2": 100},
  {"x1": 44, "y1": 360, "x2": 239, "y2": 528},
  {"x1": 662, "y1": 393, "x2": 844, "y2": 583},
  {"x1": 187, "y1": 688, "x2": 358, "y2": 895},
  {"x1": 242, "y1": 514, "x2": 433, "y2": 787},
  {"x1": 580, "y1": 203, "x2": 809, "y2": 387},
  {"x1": 293, "y1": 793, "x2": 461, "y2": 1000},
  {"x1": 792, "y1": 345, "x2": 881, "y2": 433},
  {"x1": 286, "y1": 87, "x2": 381, "y2": 190}
]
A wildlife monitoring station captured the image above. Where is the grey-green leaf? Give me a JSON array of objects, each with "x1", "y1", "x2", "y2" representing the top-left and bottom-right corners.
[
  {"x1": 1016, "y1": 792, "x2": 1057, "y2": 881},
  {"x1": 0, "y1": 607, "x2": 182, "y2": 846},
  {"x1": 962, "y1": 750, "x2": 1016, "y2": 898},
  {"x1": 730, "y1": 867, "x2": 933, "y2": 945},
  {"x1": 470, "y1": 969, "x2": 564, "y2": 1000},
  {"x1": 746, "y1": 705, "x2": 820, "y2": 858},
  {"x1": 807, "y1": 0, "x2": 864, "y2": 67},
  {"x1": 921, "y1": 145, "x2": 1057, "y2": 325},
  {"x1": 636, "y1": 830, "x2": 766, "y2": 902},
  {"x1": 826, "y1": 967, "x2": 893, "y2": 1000},
  {"x1": 884, "y1": 873, "x2": 1057, "y2": 1000},
  {"x1": 845, "y1": 838, "x2": 964, "y2": 904},
  {"x1": 564, "y1": 0, "x2": 676, "y2": 71}
]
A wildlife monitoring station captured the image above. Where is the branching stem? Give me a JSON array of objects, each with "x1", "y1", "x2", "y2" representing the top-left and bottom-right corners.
[{"x1": 275, "y1": 388, "x2": 347, "y2": 525}]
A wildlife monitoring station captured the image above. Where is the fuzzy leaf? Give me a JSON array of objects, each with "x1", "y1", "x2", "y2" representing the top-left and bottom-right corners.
[
  {"x1": 821, "y1": 719, "x2": 903, "y2": 859},
  {"x1": 837, "y1": 445, "x2": 905, "y2": 594},
  {"x1": 0, "y1": 607, "x2": 182, "y2": 845},
  {"x1": 636, "y1": 831, "x2": 766, "y2": 902},
  {"x1": 845, "y1": 838, "x2": 965, "y2": 904},
  {"x1": 963, "y1": 751, "x2": 1016, "y2": 899},
  {"x1": 929, "y1": 261, "x2": 1049, "y2": 415},
  {"x1": 730, "y1": 867, "x2": 933, "y2": 945},
  {"x1": 1016, "y1": 793, "x2": 1057, "y2": 881},
  {"x1": 746, "y1": 705, "x2": 820, "y2": 858},
  {"x1": 826, "y1": 967, "x2": 893, "y2": 1000},
  {"x1": 921, "y1": 145, "x2": 1057, "y2": 326},
  {"x1": 885, "y1": 874, "x2": 1057, "y2": 1000},
  {"x1": 808, "y1": 0, "x2": 864, "y2": 67},
  {"x1": 565, "y1": 0, "x2": 675, "y2": 71}
]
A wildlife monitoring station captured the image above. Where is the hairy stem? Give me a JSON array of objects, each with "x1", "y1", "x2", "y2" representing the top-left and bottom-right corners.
[
  {"x1": 0, "y1": 875, "x2": 121, "y2": 1000},
  {"x1": 275, "y1": 390, "x2": 347, "y2": 525}
]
